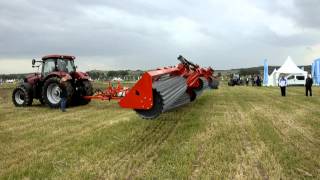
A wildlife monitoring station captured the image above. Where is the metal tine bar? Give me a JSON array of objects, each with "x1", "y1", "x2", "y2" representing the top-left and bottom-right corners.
[
  {"x1": 162, "y1": 87, "x2": 187, "y2": 111},
  {"x1": 164, "y1": 93, "x2": 191, "y2": 112}
]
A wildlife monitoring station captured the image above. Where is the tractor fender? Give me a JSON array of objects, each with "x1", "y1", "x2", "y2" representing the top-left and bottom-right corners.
[
  {"x1": 43, "y1": 73, "x2": 72, "y2": 82},
  {"x1": 73, "y1": 72, "x2": 90, "y2": 80},
  {"x1": 43, "y1": 74, "x2": 61, "y2": 83},
  {"x1": 19, "y1": 82, "x2": 33, "y2": 91},
  {"x1": 24, "y1": 73, "x2": 41, "y2": 86}
]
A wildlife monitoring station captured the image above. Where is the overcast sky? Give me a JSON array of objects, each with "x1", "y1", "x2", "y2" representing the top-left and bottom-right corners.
[{"x1": 0, "y1": 0, "x2": 319, "y2": 73}]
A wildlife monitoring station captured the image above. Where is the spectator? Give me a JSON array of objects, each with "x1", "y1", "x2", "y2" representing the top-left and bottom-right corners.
[
  {"x1": 251, "y1": 76, "x2": 255, "y2": 86},
  {"x1": 279, "y1": 76, "x2": 288, "y2": 96},
  {"x1": 305, "y1": 74, "x2": 313, "y2": 97},
  {"x1": 59, "y1": 77, "x2": 68, "y2": 112},
  {"x1": 256, "y1": 76, "x2": 262, "y2": 86}
]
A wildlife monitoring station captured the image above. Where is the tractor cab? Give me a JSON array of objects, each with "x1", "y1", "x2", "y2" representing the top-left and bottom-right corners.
[{"x1": 33, "y1": 55, "x2": 76, "y2": 76}]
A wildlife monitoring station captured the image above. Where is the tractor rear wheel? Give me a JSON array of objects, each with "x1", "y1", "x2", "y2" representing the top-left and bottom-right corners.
[
  {"x1": 73, "y1": 80, "x2": 93, "y2": 105},
  {"x1": 39, "y1": 97, "x2": 45, "y2": 105},
  {"x1": 42, "y1": 77, "x2": 74, "y2": 108},
  {"x1": 12, "y1": 85, "x2": 33, "y2": 107}
]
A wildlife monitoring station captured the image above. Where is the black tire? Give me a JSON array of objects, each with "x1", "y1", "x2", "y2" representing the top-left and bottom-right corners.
[
  {"x1": 188, "y1": 89, "x2": 197, "y2": 102},
  {"x1": 42, "y1": 77, "x2": 74, "y2": 108},
  {"x1": 12, "y1": 85, "x2": 33, "y2": 107},
  {"x1": 135, "y1": 90, "x2": 163, "y2": 119},
  {"x1": 195, "y1": 78, "x2": 204, "y2": 91},
  {"x1": 39, "y1": 97, "x2": 45, "y2": 105},
  {"x1": 73, "y1": 80, "x2": 93, "y2": 105},
  {"x1": 209, "y1": 79, "x2": 219, "y2": 89}
]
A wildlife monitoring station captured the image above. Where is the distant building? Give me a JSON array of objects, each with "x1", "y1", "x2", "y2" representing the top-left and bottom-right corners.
[
  {"x1": 112, "y1": 77, "x2": 123, "y2": 81},
  {"x1": 5, "y1": 79, "x2": 15, "y2": 83}
]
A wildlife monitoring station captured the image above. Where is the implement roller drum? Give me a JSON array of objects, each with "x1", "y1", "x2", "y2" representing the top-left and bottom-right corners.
[
  {"x1": 153, "y1": 76, "x2": 188, "y2": 112},
  {"x1": 164, "y1": 93, "x2": 191, "y2": 112},
  {"x1": 135, "y1": 75, "x2": 189, "y2": 119}
]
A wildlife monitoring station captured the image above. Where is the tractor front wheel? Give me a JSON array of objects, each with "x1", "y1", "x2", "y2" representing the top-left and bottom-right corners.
[
  {"x1": 42, "y1": 77, "x2": 74, "y2": 108},
  {"x1": 12, "y1": 85, "x2": 33, "y2": 107}
]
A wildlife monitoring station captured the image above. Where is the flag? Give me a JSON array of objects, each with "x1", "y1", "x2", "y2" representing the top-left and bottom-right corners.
[{"x1": 263, "y1": 59, "x2": 268, "y2": 86}]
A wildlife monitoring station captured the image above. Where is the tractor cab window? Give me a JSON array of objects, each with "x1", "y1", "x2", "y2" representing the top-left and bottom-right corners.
[
  {"x1": 43, "y1": 59, "x2": 56, "y2": 76},
  {"x1": 57, "y1": 59, "x2": 75, "y2": 73}
]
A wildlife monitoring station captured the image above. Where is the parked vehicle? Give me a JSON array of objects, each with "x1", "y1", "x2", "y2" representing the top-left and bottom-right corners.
[
  {"x1": 228, "y1": 74, "x2": 244, "y2": 86},
  {"x1": 286, "y1": 74, "x2": 306, "y2": 86}
]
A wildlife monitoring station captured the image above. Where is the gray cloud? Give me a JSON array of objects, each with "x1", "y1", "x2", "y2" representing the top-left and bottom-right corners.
[
  {"x1": 0, "y1": 0, "x2": 319, "y2": 73},
  {"x1": 292, "y1": 0, "x2": 320, "y2": 28}
]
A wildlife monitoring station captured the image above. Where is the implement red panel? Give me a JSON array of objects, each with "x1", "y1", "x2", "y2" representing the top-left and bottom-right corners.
[{"x1": 118, "y1": 73, "x2": 154, "y2": 109}]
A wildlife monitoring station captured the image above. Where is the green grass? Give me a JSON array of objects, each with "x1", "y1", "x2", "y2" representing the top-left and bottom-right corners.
[
  {"x1": 0, "y1": 83, "x2": 17, "y2": 89},
  {"x1": 0, "y1": 84, "x2": 319, "y2": 179}
]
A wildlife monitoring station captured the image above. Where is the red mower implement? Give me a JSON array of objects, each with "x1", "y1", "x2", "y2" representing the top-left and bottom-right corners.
[
  {"x1": 85, "y1": 55, "x2": 218, "y2": 119},
  {"x1": 84, "y1": 81, "x2": 129, "y2": 101}
]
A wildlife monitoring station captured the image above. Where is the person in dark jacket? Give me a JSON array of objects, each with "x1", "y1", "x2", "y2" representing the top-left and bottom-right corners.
[
  {"x1": 305, "y1": 74, "x2": 313, "y2": 96},
  {"x1": 256, "y1": 76, "x2": 262, "y2": 86},
  {"x1": 60, "y1": 77, "x2": 68, "y2": 112}
]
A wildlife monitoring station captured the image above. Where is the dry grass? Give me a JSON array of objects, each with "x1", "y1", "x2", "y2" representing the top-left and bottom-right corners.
[{"x1": 0, "y1": 84, "x2": 319, "y2": 179}]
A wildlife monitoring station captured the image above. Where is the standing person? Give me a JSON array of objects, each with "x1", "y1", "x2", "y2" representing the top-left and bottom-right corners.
[
  {"x1": 279, "y1": 76, "x2": 287, "y2": 96},
  {"x1": 246, "y1": 77, "x2": 249, "y2": 86},
  {"x1": 60, "y1": 77, "x2": 68, "y2": 112},
  {"x1": 256, "y1": 76, "x2": 261, "y2": 86},
  {"x1": 251, "y1": 76, "x2": 255, "y2": 86},
  {"x1": 305, "y1": 74, "x2": 313, "y2": 96}
]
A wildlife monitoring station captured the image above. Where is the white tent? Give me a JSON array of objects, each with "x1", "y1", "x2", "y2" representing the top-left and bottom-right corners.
[
  {"x1": 268, "y1": 56, "x2": 308, "y2": 86},
  {"x1": 267, "y1": 68, "x2": 277, "y2": 86}
]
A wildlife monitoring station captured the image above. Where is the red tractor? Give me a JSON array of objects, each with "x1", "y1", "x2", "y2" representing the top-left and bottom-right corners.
[{"x1": 12, "y1": 55, "x2": 93, "y2": 108}]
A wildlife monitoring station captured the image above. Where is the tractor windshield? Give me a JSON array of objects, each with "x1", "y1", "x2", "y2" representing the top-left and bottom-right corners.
[{"x1": 57, "y1": 59, "x2": 76, "y2": 73}]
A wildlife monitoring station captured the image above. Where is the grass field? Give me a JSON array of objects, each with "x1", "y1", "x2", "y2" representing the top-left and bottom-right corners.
[{"x1": 0, "y1": 83, "x2": 319, "y2": 179}]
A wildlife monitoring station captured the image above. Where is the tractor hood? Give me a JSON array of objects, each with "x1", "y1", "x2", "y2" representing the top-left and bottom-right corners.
[
  {"x1": 72, "y1": 71, "x2": 90, "y2": 80},
  {"x1": 25, "y1": 73, "x2": 40, "y2": 79},
  {"x1": 25, "y1": 73, "x2": 41, "y2": 85}
]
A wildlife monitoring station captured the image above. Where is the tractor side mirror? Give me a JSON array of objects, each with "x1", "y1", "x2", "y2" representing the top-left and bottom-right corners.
[{"x1": 32, "y1": 59, "x2": 36, "y2": 66}]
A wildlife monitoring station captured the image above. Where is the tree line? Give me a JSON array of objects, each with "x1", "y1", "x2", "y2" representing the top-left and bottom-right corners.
[
  {"x1": 0, "y1": 74, "x2": 28, "y2": 80},
  {"x1": 86, "y1": 70, "x2": 144, "y2": 81},
  {"x1": 0, "y1": 70, "x2": 144, "y2": 81}
]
